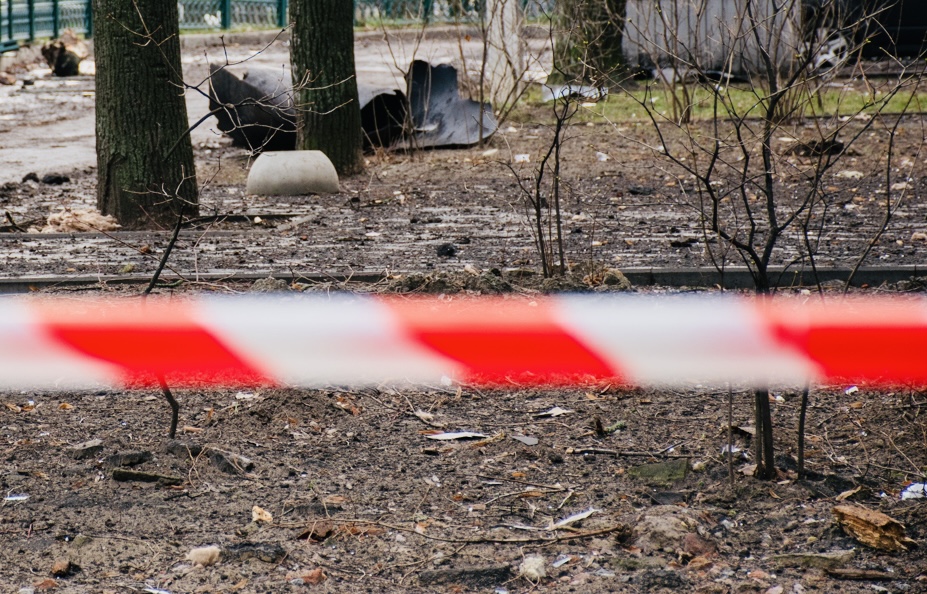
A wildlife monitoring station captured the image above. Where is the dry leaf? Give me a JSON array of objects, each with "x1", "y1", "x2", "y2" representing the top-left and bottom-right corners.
[
  {"x1": 836, "y1": 486, "x2": 863, "y2": 501},
  {"x1": 5, "y1": 403, "x2": 22, "y2": 412},
  {"x1": 334, "y1": 395, "x2": 361, "y2": 415},
  {"x1": 302, "y1": 568, "x2": 326, "y2": 584},
  {"x1": 833, "y1": 504, "x2": 916, "y2": 552},
  {"x1": 57, "y1": 403, "x2": 74, "y2": 410},
  {"x1": 323, "y1": 495, "x2": 348, "y2": 505}
]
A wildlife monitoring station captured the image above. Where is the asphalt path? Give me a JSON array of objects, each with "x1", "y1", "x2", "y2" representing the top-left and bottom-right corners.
[{"x1": 0, "y1": 28, "x2": 551, "y2": 183}]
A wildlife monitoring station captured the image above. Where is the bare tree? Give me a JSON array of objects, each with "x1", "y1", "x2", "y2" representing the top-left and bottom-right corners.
[{"x1": 616, "y1": 0, "x2": 924, "y2": 478}]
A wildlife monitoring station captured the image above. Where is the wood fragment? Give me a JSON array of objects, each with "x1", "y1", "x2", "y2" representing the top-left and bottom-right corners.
[
  {"x1": 826, "y1": 568, "x2": 897, "y2": 581},
  {"x1": 832, "y1": 504, "x2": 917, "y2": 552}
]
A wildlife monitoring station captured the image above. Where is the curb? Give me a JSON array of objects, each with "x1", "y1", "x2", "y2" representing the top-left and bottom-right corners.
[{"x1": 0, "y1": 266, "x2": 923, "y2": 294}]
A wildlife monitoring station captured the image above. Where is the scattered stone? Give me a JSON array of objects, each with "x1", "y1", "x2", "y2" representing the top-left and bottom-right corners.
[
  {"x1": 223, "y1": 542, "x2": 286, "y2": 563},
  {"x1": 911, "y1": 232, "x2": 927, "y2": 242},
  {"x1": 632, "y1": 505, "x2": 701, "y2": 554},
  {"x1": 628, "y1": 185, "x2": 654, "y2": 195},
  {"x1": 252, "y1": 505, "x2": 273, "y2": 524},
  {"x1": 635, "y1": 569, "x2": 689, "y2": 590},
  {"x1": 436, "y1": 242, "x2": 458, "y2": 257},
  {"x1": 628, "y1": 458, "x2": 689, "y2": 485},
  {"x1": 0, "y1": 72, "x2": 15, "y2": 85},
  {"x1": 68, "y1": 439, "x2": 104, "y2": 460},
  {"x1": 682, "y1": 532, "x2": 717, "y2": 558},
  {"x1": 111, "y1": 469, "x2": 183, "y2": 486},
  {"x1": 166, "y1": 439, "x2": 204, "y2": 458},
  {"x1": 186, "y1": 545, "x2": 222, "y2": 567},
  {"x1": 50, "y1": 559, "x2": 73, "y2": 577},
  {"x1": 287, "y1": 568, "x2": 327, "y2": 585},
  {"x1": 40, "y1": 174, "x2": 70, "y2": 185},
  {"x1": 600, "y1": 268, "x2": 632, "y2": 290},
  {"x1": 388, "y1": 272, "x2": 460, "y2": 294},
  {"x1": 103, "y1": 450, "x2": 152, "y2": 467},
  {"x1": 208, "y1": 448, "x2": 254, "y2": 474},
  {"x1": 419, "y1": 565, "x2": 514, "y2": 588},
  {"x1": 250, "y1": 277, "x2": 289, "y2": 292},
  {"x1": 773, "y1": 549, "x2": 855, "y2": 570},
  {"x1": 539, "y1": 275, "x2": 590, "y2": 293},
  {"x1": 22, "y1": 172, "x2": 40, "y2": 184},
  {"x1": 464, "y1": 271, "x2": 512, "y2": 294}
]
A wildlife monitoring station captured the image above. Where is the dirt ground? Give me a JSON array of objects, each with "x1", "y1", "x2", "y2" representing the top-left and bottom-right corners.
[{"x1": 1, "y1": 29, "x2": 927, "y2": 594}]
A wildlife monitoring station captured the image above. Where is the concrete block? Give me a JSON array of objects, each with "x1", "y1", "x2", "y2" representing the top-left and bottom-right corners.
[{"x1": 246, "y1": 150, "x2": 339, "y2": 196}]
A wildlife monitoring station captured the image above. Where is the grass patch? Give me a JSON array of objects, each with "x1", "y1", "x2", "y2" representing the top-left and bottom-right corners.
[{"x1": 513, "y1": 80, "x2": 927, "y2": 126}]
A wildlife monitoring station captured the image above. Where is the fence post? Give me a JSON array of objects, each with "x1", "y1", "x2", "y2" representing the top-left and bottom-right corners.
[
  {"x1": 220, "y1": 0, "x2": 231, "y2": 29},
  {"x1": 7, "y1": 0, "x2": 13, "y2": 41},
  {"x1": 85, "y1": 0, "x2": 92, "y2": 38},
  {"x1": 52, "y1": 0, "x2": 59, "y2": 38},
  {"x1": 277, "y1": 0, "x2": 287, "y2": 28},
  {"x1": 27, "y1": 0, "x2": 34, "y2": 41}
]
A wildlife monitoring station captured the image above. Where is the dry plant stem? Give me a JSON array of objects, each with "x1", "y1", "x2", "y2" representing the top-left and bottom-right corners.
[
  {"x1": 797, "y1": 384, "x2": 810, "y2": 479},
  {"x1": 158, "y1": 375, "x2": 180, "y2": 439},
  {"x1": 283, "y1": 518, "x2": 624, "y2": 545},
  {"x1": 728, "y1": 387, "x2": 735, "y2": 487},
  {"x1": 754, "y1": 388, "x2": 775, "y2": 480},
  {"x1": 143, "y1": 202, "x2": 186, "y2": 296}
]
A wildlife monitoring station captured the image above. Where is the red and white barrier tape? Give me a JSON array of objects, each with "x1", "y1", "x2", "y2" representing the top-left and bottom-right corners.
[{"x1": 1, "y1": 295, "x2": 925, "y2": 389}]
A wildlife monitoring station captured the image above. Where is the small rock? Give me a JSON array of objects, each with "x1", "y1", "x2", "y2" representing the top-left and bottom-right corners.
[
  {"x1": 69, "y1": 439, "x2": 103, "y2": 460},
  {"x1": 186, "y1": 545, "x2": 222, "y2": 567},
  {"x1": 250, "y1": 277, "x2": 289, "y2": 292},
  {"x1": 166, "y1": 439, "x2": 204, "y2": 458},
  {"x1": 773, "y1": 549, "x2": 854, "y2": 570},
  {"x1": 22, "y1": 172, "x2": 40, "y2": 183},
  {"x1": 682, "y1": 532, "x2": 716, "y2": 557},
  {"x1": 0, "y1": 72, "x2": 15, "y2": 85},
  {"x1": 103, "y1": 450, "x2": 152, "y2": 467},
  {"x1": 436, "y1": 243, "x2": 458, "y2": 257},
  {"x1": 635, "y1": 569, "x2": 688, "y2": 590},
  {"x1": 911, "y1": 232, "x2": 927, "y2": 242},
  {"x1": 50, "y1": 559, "x2": 72, "y2": 577},
  {"x1": 208, "y1": 448, "x2": 254, "y2": 474},
  {"x1": 40, "y1": 174, "x2": 70, "y2": 185},
  {"x1": 599, "y1": 268, "x2": 632, "y2": 291},
  {"x1": 632, "y1": 506, "x2": 699, "y2": 554}
]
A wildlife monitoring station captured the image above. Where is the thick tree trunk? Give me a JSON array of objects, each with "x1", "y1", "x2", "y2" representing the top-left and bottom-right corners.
[
  {"x1": 290, "y1": 0, "x2": 363, "y2": 175},
  {"x1": 94, "y1": 0, "x2": 197, "y2": 229},
  {"x1": 554, "y1": 0, "x2": 626, "y2": 85}
]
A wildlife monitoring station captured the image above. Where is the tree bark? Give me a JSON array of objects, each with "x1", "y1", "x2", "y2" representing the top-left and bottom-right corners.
[
  {"x1": 94, "y1": 0, "x2": 197, "y2": 229},
  {"x1": 290, "y1": 0, "x2": 364, "y2": 175}
]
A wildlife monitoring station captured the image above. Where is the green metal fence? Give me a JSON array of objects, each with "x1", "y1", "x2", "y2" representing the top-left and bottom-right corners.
[{"x1": 1, "y1": 0, "x2": 552, "y2": 47}]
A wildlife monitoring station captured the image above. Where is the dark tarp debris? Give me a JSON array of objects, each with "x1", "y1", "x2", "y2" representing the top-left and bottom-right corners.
[
  {"x1": 207, "y1": 60, "x2": 496, "y2": 152},
  {"x1": 208, "y1": 65, "x2": 296, "y2": 152}
]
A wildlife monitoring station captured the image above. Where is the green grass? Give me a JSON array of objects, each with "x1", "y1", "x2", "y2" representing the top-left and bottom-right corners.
[{"x1": 515, "y1": 81, "x2": 927, "y2": 126}]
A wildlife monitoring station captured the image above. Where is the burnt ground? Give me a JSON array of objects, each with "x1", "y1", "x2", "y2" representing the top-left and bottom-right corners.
[{"x1": 1, "y1": 34, "x2": 927, "y2": 594}]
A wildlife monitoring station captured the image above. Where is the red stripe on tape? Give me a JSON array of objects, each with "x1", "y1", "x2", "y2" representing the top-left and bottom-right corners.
[
  {"x1": 386, "y1": 298, "x2": 621, "y2": 384},
  {"x1": 766, "y1": 301, "x2": 927, "y2": 384},
  {"x1": 36, "y1": 300, "x2": 270, "y2": 387}
]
